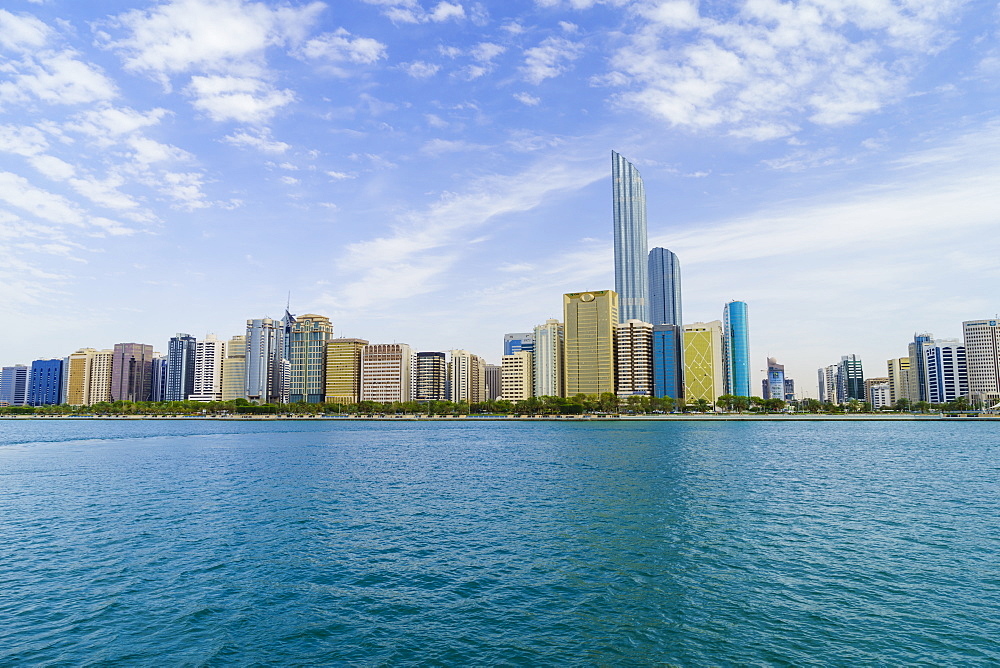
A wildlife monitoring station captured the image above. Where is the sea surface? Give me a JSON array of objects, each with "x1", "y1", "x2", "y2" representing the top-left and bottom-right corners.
[{"x1": 1, "y1": 419, "x2": 998, "y2": 666}]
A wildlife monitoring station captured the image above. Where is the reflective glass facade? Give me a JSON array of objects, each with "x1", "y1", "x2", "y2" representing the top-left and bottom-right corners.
[
  {"x1": 27, "y1": 359, "x2": 63, "y2": 406},
  {"x1": 652, "y1": 324, "x2": 684, "y2": 400},
  {"x1": 0, "y1": 365, "x2": 28, "y2": 406},
  {"x1": 166, "y1": 333, "x2": 197, "y2": 401},
  {"x1": 612, "y1": 151, "x2": 649, "y2": 323},
  {"x1": 648, "y1": 247, "x2": 682, "y2": 326},
  {"x1": 723, "y1": 301, "x2": 751, "y2": 397}
]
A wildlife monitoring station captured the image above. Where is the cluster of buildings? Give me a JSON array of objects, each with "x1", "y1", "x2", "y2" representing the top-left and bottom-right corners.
[
  {"x1": 817, "y1": 322, "x2": 1000, "y2": 409},
  {"x1": 3, "y1": 152, "x2": 998, "y2": 411}
]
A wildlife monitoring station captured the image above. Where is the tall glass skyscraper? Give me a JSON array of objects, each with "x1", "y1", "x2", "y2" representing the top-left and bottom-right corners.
[
  {"x1": 612, "y1": 151, "x2": 649, "y2": 323},
  {"x1": 723, "y1": 301, "x2": 751, "y2": 397},
  {"x1": 166, "y1": 333, "x2": 197, "y2": 401},
  {"x1": 648, "y1": 247, "x2": 682, "y2": 326}
]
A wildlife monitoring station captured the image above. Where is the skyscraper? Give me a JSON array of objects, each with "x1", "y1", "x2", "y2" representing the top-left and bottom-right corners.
[
  {"x1": 500, "y1": 351, "x2": 533, "y2": 402},
  {"x1": 325, "y1": 338, "x2": 368, "y2": 404},
  {"x1": 922, "y1": 339, "x2": 967, "y2": 404},
  {"x1": 503, "y1": 332, "x2": 535, "y2": 356},
  {"x1": 533, "y1": 319, "x2": 564, "y2": 398},
  {"x1": 612, "y1": 151, "x2": 649, "y2": 323},
  {"x1": 27, "y1": 359, "x2": 63, "y2": 406},
  {"x1": 648, "y1": 247, "x2": 682, "y2": 326},
  {"x1": 616, "y1": 319, "x2": 653, "y2": 397},
  {"x1": 166, "y1": 333, "x2": 197, "y2": 401},
  {"x1": 66, "y1": 349, "x2": 97, "y2": 406},
  {"x1": 190, "y1": 334, "x2": 226, "y2": 402},
  {"x1": 360, "y1": 343, "x2": 413, "y2": 404},
  {"x1": 886, "y1": 357, "x2": 913, "y2": 405},
  {"x1": 288, "y1": 314, "x2": 334, "y2": 404},
  {"x1": 908, "y1": 333, "x2": 933, "y2": 402},
  {"x1": 762, "y1": 357, "x2": 785, "y2": 401},
  {"x1": 837, "y1": 354, "x2": 865, "y2": 403},
  {"x1": 564, "y1": 290, "x2": 619, "y2": 396},
  {"x1": 0, "y1": 365, "x2": 28, "y2": 406},
  {"x1": 723, "y1": 301, "x2": 750, "y2": 397},
  {"x1": 683, "y1": 321, "x2": 723, "y2": 404},
  {"x1": 89, "y1": 350, "x2": 113, "y2": 404},
  {"x1": 245, "y1": 318, "x2": 285, "y2": 404},
  {"x1": 413, "y1": 351, "x2": 447, "y2": 402},
  {"x1": 222, "y1": 335, "x2": 247, "y2": 401},
  {"x1": 484, "y1": 364, "x2": 502, "y2": 400},
  {"x1": 448, "y1": 350, "x2": 487, "y2": 403},
  {"x1": 818, "y1": 365, "x2": 838, "y2": 404},
  {"x1": 963, "y1": 319, "x2": 1000, "y2": 407},
  {"x1": 653, "y1": 324, "x2": 684, "y2": 401},
  {"x1": 150, "y1": 355, "x2": 168, "y2": 402},
  {"x1": 111, "y1": 343, "x2": 154, "y2": 402}
]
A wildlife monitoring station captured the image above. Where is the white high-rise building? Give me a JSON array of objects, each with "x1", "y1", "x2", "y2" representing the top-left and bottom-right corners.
[
  {"x1": 963, "y1": 319, "x2": 1000, "y2": 407},
  {"x1": 923, "y1": 338, "x2": 967, "y2": 404},
  {"x1": 818, "y1": 365, "x2": 838, "y2": 404},
  {"x1": 360, "y1": 344, "x2": 413, "y2": 404},
  {"x1": 89, "y1": 349, "x2": 114, "y2": 404},
  {"x1": 500, "y1": 351, "x2": 533, "y2": 402},
  {"x1": 616, "y1": 319, "x2": 653, "y2": 397},
  {"x1": 245, "y1": 318, "x2": 285, "y2": 404},
  {"x1": 448, "y1": 350, "x2": 487, "y2": 403},
  {"x1": 533, "y1": 319, "x2": 564, "y2": 398},
  {"x1": 190, "y1": 334, "x2": 226, "y2": 402}
]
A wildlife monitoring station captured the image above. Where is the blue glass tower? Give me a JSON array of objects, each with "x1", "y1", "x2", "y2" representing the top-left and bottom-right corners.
[
  {"x1": 723, "y1": 301, "x2": 751, "y2": 397},
  {"x1": 652, "y1": 324, "x2": 684, "y2": 401},
  {"x1": 27, "y1": 359, "x2": 64, "y2": 406},
  {"x1": 503, "y1": 332, "x2": 535, "y2": 356},
  {"x1": 648, "y1": 247, "x2": 682, "y2": 326},
  {"x1": 166, "y1": 333, "x2": 197, "y2": 401},
  {"x1": 612, "y1": 150, "x2": 649, "y2": 323}
]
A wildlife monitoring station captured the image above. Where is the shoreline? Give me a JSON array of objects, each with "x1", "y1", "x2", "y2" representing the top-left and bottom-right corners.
[{"x1": 1, "y1": 413, "x2": 996, "y2": 421}]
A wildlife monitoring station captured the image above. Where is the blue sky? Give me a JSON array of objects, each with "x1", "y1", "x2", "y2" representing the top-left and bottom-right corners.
[{"x1": 2, "y1": 0, "x2": 999, "y2": 396}]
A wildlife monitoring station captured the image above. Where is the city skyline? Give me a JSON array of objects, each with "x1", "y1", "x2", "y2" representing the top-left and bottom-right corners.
[{"x1": 2, "y1": 1, "x2": 1000, "y2": 396}]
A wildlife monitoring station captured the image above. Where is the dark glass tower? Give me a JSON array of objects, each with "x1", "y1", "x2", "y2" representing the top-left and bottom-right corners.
[
  {"x1": 612, "y1": 151, "x2": 649, "y2": 323},
  {"x1": 648, "y1": 247, "x2": 682, "y2": 326}
]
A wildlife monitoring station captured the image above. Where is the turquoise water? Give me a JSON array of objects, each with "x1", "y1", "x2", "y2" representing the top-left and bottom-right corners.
[{"x1": 1, "y1": 420, "x2": 998, "y2": 665}]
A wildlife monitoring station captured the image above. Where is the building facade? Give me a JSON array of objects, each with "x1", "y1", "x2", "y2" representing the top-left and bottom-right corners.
[
  {"x1": 503, "y1": 332, "x2": 535, "y2": 356},
  {"x1": 89, "y1": 350, "x2": 113, "y2": 403},
  {"x1": 166, "y1": 333, "x2": 197, "y2": 402},
  {"x1": 500, "y1": 351, "x2": 533, "y2": 402},
  {"x1": 908, "y1": 333, "x2": 933, "y2": 402},
  {"x1": 66, "y1": 349, "x2": 97, "y2": 406},
  {"x1": 837, "y1": 354, "x2": 865, "y2": 403},
  {"x1": 150, "y1": 355, "x2": 168, "y2": 402},
  {"x1": 221, "y1": 335, "x2": 247, "y2": 401},
  {"x1": 533, "y1": 319, "x2": 564, "y2": 398},
  {"x1": 0, "y1": 365, "x2": 28, "y2": 406},
  {"x1": 111, "y1": 343, "x2": 154, "y2": 402},
  {"x1": 27, "y1": 359, "x2": 63, "y2": 406},
  {"x1": 683, "y1": 321, "x2": 723, "y2": 404},
  {"x1": 245, "y1": 318, "x2": 285, "y2": 404},
  {"x1": 484, "y1": 364, "x2": 502, "y2": 400},
  {"x1": 963, "y1": 319, "x2": 1000, "y2": 407},
  {"x1": 762, "y1": 357, "x2": 785, "y2": 401},
  {"x1": 923, "y1": 339, "x2": 967, "y2": 404},
  {"x1": 190, "y1": 334, "x2": 226, "y2": 402},
  {"x1": 564, "y1": 290, "x2": 619, "y2": 396},
  {"x1": 325, "y1": 338, "x2": 368, "y2": 404},
  {"x1": 723, "y1": 301, "x2": 751, "y2": 397},
  {"x1": 413, "y1": 351, "x2": 447, "y2": 402},
  {"x1": 448, "y1": 350, "x2": 487, "y2": 403},
  {"x1": 818, "y1": 364, "x2": 838, "y2": 404},
  {"x1": 288, "y1": 314, "x2": 334, "y2": 404},
  {"x1": 648, "y1": 247, "x2": 682, "y2": 327},
  {"x1": 616, "y1": 319, "x2": 653, "y2": 397},
  {"x1": 886, "y1": 357, "x2": 913, "y2": 405},
  {"x1": 360, "y1": 343, "x2": 412, "y2": 404},
  {"x1": 612, "y1": 151, "x2": 649, "y2": 323}
]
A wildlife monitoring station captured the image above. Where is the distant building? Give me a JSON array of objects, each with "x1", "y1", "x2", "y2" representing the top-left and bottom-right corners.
[
  {"x1": 963, "y1": 319, "x2": 1000, "y2": 407},
  {"x1": 89, "y1": 350, "x2": 113, "y2": 404},
  {"x1": 783, "y1": 378, "x2": 795, "y2": 402},
  {"x1": 448, "y1": 350, "x2": 487, "y2": 403},
  {"x1": 166, "y1": 333, "x2": 197, "y2": 401},
  {"x1": 762, "y1": 357, "x2": 785, "y2": 401},
  {"x1": 325, "y1": 338, "x2": 368, "y2": 404},
  {"x1": 923, "y1": 339, "x2": 967, "y2": 404},
  {"x1": 190, "y1": 334, "x2": 226, "y2": 402},
  {"x1": 27, "y1": 359, "x2": 63, "y2": 406},
  {"x1": 837, "y1": 355, "x2": 864, "y2": 403},
  {"x1": 0, "y1": 365, "x2": 28, "y2": 406},
  {"x1": 652, "y1": 324, "x2": 684, "y2": 401},
  {"x1": 484, "y1": 363, "x2": 502, "y2": 401},
  {"x1": 503, "y1": 332, "x2": 535, "y2": 356},
  {"x1": 66, "y1": 349, "x2": 97, "y2": 406},
  {"x1": 150, "y1": 355, "x2": 168, "y2": 402},
  {"x1": 648, "y1": 247, "x2": 682, "y2": 326},
  {"x1": 500, "y1": 351, "x2": 533, "y2": 402},
  {"x1": 564, "y1": 290, "x2": 619, "y2": 396},
  {"x1": 886, "y1": 357, "x2": 913, "y2": 405},
  {"x1": 288, "y1": 314, "x2": 334, "y2": 404},
  {"x1": 865, "y1": 377, "x2": 891, "y2": 409},
  {"x1": 908, "y1": 333, "x2": 933, "y2": 402},
  {"x1": 111, "y1": 343, "x2": 154, "y2": 402},
  {"x1": 683, "y1": 321, "x2": 723, "y2": 404},
  {"x1": 222, "y1": 335, "x2": 247, "y2": 402},
  {"x1": 616, "y1": 319, "x2": 653, "y2": 397},
  {"x1": 413, "y1": 351, "x2": 448, "y2": 402},
  {"x1": 533, "y1": 319, "x2": 564, "y2": 398},
  {"x1": 612, "y1": 151, "x2": 649, "y2": 323},
  {"x1": 360, "y1": 343, "x2": 412, "y2": 404},
  {"x1": 723, "y1": 301, "x2": 750, "y2": 397},
  {"x1": 818, "y1": 365, "x2": 838, "y2": 404},
  {"x1": 245, "y1": 318, "x2": 285, "y2": 404}
]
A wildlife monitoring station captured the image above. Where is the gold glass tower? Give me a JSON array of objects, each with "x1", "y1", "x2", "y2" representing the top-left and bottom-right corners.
[
  {"x1": 325, "y1": 338, "x2": 369, "y2": 404},
  {"x1": 563, "y1": 290, "x2": 619, "y2": 396}
]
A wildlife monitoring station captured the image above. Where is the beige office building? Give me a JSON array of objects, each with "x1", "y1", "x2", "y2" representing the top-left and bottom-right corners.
[
  {"x1": 221, "y1": 335, "x2": 246, "y2": 401},
  {"x1": 190, "y1": 334, "x2": 226, "y2": 402},
  {"x1": 533, "y1": 319, "x2": 564, "y2": 398},
  {"x1": 87, "y1": 349, "x2": 114, "y2": 404},
  {"x1": 563, "y1": 290, "x2": 618, "y2": 396},
  {"x1": 886, "y1": 357, "x2": 913, "y2": 404},
  {"x1": 963, "y1": 319, "x2": 1000, "y2": 407},
  {"x1": 360, "y1": 343, "x2": 412, "y2": 404},
  {"x1": 616, "y1": 319, "x2": 653, "y2": 397},
  {"x1": 683, "y1": 321, "x2": 724, "y2": 404},
  {"x1": 501, "y1": 351, "x2": 533, "y2": 402},
  {"x1": 66, "y1": 348, "x2": 99, "y2": 405},
  {"x1": 326, "y1": 338, "x2": 369, "y2": 404},
  {"x1": 448, "y1": 350, "x2": 487, "y2": 403}
]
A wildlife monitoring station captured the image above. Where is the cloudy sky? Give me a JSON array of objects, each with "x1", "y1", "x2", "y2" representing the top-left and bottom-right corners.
[{"x1": 2, "y1": 0, "x2": 999, "y2": 396}]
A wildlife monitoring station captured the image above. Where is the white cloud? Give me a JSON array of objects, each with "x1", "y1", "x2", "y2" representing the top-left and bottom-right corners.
[
  {"x1": 9, "y1": 51, "x2": 117, "y2": 105},
  {"x1": 420, "y1": 138, "x2": 489, "y2": 155},
  {"x1": 0, "y1": 125, "x2": 49, "y2": 157},
  {"x1": 326, "y1": 171, "x2": 354, "y2": 180},
  {"x1": 0, "y1": 9, "x2": 52, "y2": 52},
  {"x1": 187, "y1": 75, "x2": 294, "y2": 123},
  {"x1": 223, "y1": 128, "x2": 290, "y2": 153},
  {"x1": 69, "y1": 174, "x2": 142, "y2": 211},
  {"x1": 160, "y1": 171, "x2": 210, "y2": 210},
  {"x1": 127, "y1": 136, "x2": 192, "y2": 165},
  {"x1": 28, "y1": 154, "x2": 76, "y2": 180},
  {"x1": 514, "y1": 92, "x2": 541, "y2": 106},
  {"x1": 298, "y1": 28, "x2": 387, "y2": 67},
  {"x1": 362, "y1": 0, "x2": 467, "y2": 24},
  {"x1": 522, "y1": 37, "x2": 583, "y2": 84},
  {"x1": 612, "y1": 0, "x2": 964, "y2": 138},
  {"x1": 0, "y1": 171, "x2": 84, "y2": 225},
  {"x1": 280, "y1": 175, "x2": 299, "y2": 185},
  {"x1": 66, "y1": 106, "x2": 169, "y2": 144},
  {"x1": 402, "y1": 61, "x2": 441, "y2": 78},
  {"x1": 428, "y1": 2, "x2": 466, "y2": 22}
]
